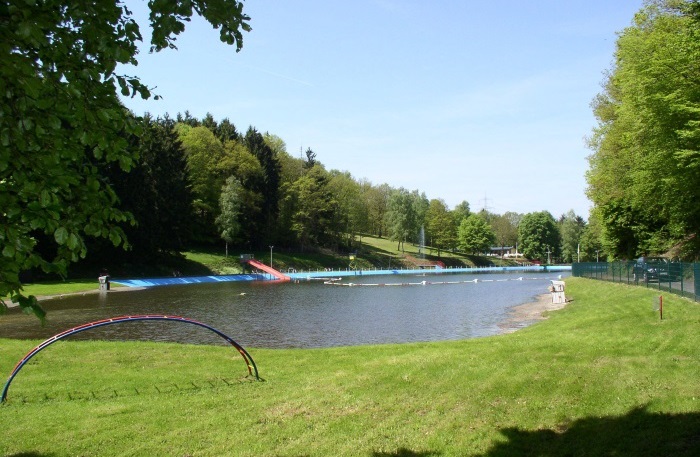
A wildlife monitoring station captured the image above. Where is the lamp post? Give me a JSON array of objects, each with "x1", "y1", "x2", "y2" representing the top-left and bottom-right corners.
[{"x1": 269, "y1": 246, "x2": 274, "y2": 268}]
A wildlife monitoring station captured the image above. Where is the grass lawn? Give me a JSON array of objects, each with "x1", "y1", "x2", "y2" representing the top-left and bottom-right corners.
[
  {"x1": 10, "y1": 280, "x2": 113, "y2": 299},
  {"x1": 1, "y1": 278, "x2": 699, "y2": 456}
]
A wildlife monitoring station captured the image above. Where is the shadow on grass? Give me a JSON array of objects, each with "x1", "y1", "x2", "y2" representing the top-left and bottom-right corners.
[
  {"x1": 7, "y1": 453, "x2": 57, "y2": 457},
  {"x1": 372, "y1": 449, "x2": 439, "y2": 457},
  {"x1": 476, "y1": 405, "x2": 700, "y2": 456}
]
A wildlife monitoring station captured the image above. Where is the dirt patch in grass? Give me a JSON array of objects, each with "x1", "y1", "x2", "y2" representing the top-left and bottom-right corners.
[{"x1": 498, "y1": 293, "x2": 568, "y2": 333}]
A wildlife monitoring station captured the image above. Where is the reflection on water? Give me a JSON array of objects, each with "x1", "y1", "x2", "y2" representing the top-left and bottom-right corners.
[{"x1": 0, "y1": 272, "x2": 569, "y2": 348}]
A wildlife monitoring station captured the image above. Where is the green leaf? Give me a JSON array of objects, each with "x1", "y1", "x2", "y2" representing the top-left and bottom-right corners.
[
  {"x1": 109, "y1": 229, "x2": 122, "y2": 246},
  {"x1": 54, "y1": 226, "x2": 69, "y2": 245},
  {"x1": 40, "y1": 189, "x2": 51, "y2": 207},
  {"x1": 67, "y1": 233, "x2": 80, "y2": 250},
  {"x1": 2, "y1": 244, "x2": 15, "y2": 258},
  {"x1": 14, "y1": 294, "x2": 46, "y2": 323}
]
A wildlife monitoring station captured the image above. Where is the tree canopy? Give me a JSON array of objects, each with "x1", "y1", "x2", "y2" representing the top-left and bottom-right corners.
[
  {"x1": 586, "y1": 0, "x2": 700, "y2": 259},
  {"x1": 518, "y1": 211, "x2": 560, "y2": 262},
  {"x1": 457, "y1": 214, "x2": 495, "y2": 255},
  {"x1": 1, "y1": 0, "x2": 250, "y2": 316}
]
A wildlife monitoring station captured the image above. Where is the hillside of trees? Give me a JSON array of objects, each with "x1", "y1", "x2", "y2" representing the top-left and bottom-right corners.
[
  {"x1": 96, "y1": 0, "x2": 700, "y2": 270},
  {"x1": 66, "y1": 111, "x2": 594, "y2": 276}
]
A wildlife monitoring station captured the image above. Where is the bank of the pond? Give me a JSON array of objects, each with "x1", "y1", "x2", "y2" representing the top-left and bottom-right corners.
[
  {"x1": 114, "y1": 264, "x2": 572, "y2": 287},
  {"x1": 2, "y1": 278, "x2": 698, "y2": 456}
]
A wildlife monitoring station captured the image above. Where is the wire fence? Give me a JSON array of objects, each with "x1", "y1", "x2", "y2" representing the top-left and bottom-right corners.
[{"x1": 572, "y1": 261, "x2": 700, "y2": 301}]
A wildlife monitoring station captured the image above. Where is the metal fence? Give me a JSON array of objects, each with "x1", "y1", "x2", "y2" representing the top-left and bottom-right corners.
[{"x1": 572, "y1": 261, "x2": 700, "y2": 301}]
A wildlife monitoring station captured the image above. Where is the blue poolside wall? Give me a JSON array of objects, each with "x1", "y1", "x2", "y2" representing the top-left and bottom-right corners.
[
  {"x1": 113, "y1": 265, "x2": 572, "y2": 288},
  {"x1": 115, "y1": 273, "x2": 266, "y2": 288}
]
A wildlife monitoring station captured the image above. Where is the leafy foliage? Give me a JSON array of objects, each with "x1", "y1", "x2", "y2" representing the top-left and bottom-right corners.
[
  {"x1": 457, "y1": 214, "x2": 495, "y2": 254},
  {"x1": 426, "y1": 199, "x2": 457, "y2": 257},
  {"x1": 490, "y1": 211, "x2": 521, "y2": 250},
  {"x1": 559, "y1": 210, "x2": 586, "y2": 263},
  {"x1": 287, "y1": 166, "x2": 339, "y2": 250},
  {"x1": 216, "y1": 176, "x2": 243, "y2": 250},
  {"x1": 587, "y1": 0, "x2": 700, "y2": 258},
  {"x1": 100, "y1": 115, "x2": 192, "y2": 259},
  {"x1": 244, "y1": 127, "x2": 281, "y2": 247},
  {"x1": 518, "y1": 211, "x2": 560, "y2": 262},
  {"x1": 0, "y1": 0, "x2": 250, "y2": 316},
  {"x1": 386, "y1": 188, "x2": 417, "y2": 252}
]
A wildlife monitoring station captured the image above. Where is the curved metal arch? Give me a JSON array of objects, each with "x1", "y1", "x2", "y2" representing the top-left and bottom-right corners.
[{"x1": 2, "y1": 314, "x2": 259, "y2": 403}]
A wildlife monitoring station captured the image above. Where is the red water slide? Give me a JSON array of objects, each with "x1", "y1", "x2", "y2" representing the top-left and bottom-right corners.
[{"x1": 246, "y1": 259, "x2": 291, "y2": 281}]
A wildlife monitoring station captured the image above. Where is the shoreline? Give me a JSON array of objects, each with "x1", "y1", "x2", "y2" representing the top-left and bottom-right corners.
[
  {"x1": 498, "y1": 293, "x2": 568, "y2": 334},
  {"x1": 4, "y1": 286, "x2": 141, "y2": 308}
]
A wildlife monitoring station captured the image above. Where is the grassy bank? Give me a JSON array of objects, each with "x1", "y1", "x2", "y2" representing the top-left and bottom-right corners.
[{"x1": 1, "y1": 278, "x2": 699, "y2": 456}]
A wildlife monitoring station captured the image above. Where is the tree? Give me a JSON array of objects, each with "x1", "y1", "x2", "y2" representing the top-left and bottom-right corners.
[
  {"x1": 101, "y1": 115, "x2": 192, "y2": 260},
  {"x1": 327, "y1": 171, "x2": 367, "y2": 248},
  {"x1": 245, "y1": 127, "x2": 281, "y2": 246},
  {"x1": 276, "y1": 149, "x2": 306, "y2": 246},
  {"x1": 1, "y1": 0, "x2": 250, "y2": 317},
  {"x1": 452, "y1": 200, "x2": 471, "y2": 227},
  {"x1": 559, "y1": 210, "x2": 586, "y2": 263},
  {"x1": 364, "y1": 183, "x2": 392, "y2": 238},
  {"x1": 386, "y1": 188, "x2": 416, "y2": 252},
  {"x1": 221, "y1": 139, "x2": 264, "y2": 248},
  {"x1": 215, "y1": 118, "x2": 240, "y2": 143},
  {"x1": 518, "y1": 211, "x2": 561, "y2": 262},
  {"x1": 490, "y1": 212, "x2": 520, "y2": 254},
  {"x1": 587, "y1": 0, "x2": 700, "y2": 258},
  {"x1": 177, "y1": 125, "x2": 227, "y2": 243},
  {"x1": 579, "y1": 210, "x2": 606, "y2": 262},
  {"x1": 303, "y1": 147, "x2": 317, "y2": 170},
  {"x1": 287, "y1": 165, "x2": 338, "y2": 251},
  {"x1": 426, "y1": 199, "x2": 456, "y2": 257},
  {"x1": 216, "y1": 177, "x2": 243, "y2": 257},
  {"x1": 457, "y1": 214, "x2": 495, "y2": 254}
]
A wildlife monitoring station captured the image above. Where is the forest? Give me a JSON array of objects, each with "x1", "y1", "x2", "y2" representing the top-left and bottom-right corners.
[
  {"x1": 107, "y1": 0, "x2": 700, "y2": 269},
  {"x1": 75, "y1": 111, "x2": 590, "y2": 271}
]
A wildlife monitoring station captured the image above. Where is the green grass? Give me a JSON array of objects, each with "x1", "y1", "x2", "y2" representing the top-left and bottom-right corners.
[
  {"x1": 14, "y1": 280, "x2": 117, "y2": 298},
  {"x1": 1, "y1": 278, "x2": 699, "y2": 456}
]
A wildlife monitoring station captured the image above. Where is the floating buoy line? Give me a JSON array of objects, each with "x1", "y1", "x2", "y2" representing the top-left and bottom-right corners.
[{"x1": 322, "y1": 276, "x2": 560, "y2": 287}]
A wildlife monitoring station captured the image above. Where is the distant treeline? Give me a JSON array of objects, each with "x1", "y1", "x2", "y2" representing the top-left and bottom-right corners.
[{"x1": 73, "y1": 111, "x2": 597, "y2": 268}]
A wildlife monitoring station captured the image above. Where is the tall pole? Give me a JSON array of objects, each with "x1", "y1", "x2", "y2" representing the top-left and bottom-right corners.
[{"x1": 269, "y1": 245, "x2": 274, "y2": 268}]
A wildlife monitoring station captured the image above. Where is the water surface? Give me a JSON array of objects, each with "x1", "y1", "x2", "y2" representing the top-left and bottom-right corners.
[{"x1": 0, "y1": 272, "x2": 568, "y2": 348}]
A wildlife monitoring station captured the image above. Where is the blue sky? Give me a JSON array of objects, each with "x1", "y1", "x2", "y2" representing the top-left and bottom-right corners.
[{"x1": 120, "y1": 0, "x2": 643, "y2": 218}]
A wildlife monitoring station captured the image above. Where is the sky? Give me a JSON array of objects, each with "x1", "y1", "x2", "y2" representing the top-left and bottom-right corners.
[{"x1": 119, "y1": 0, "x2": 644, "y2": 218}]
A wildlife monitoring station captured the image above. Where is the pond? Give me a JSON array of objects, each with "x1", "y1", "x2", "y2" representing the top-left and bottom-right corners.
[{"x1": 0, "y1": 271, "x2": 569, "y2": 348}]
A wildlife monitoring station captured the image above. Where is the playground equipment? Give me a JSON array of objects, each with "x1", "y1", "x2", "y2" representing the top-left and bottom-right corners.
[
  {"x1": 1, "y1": 314, "x2": 260, "y2": 403},
  {"x1": 245, "y1": 258, "x2": 291, "y2": 281}
]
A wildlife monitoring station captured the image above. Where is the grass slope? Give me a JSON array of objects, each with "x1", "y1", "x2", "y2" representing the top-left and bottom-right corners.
[{"x1": 1, "y1": 278, "x2": 699, "y2": 456}]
